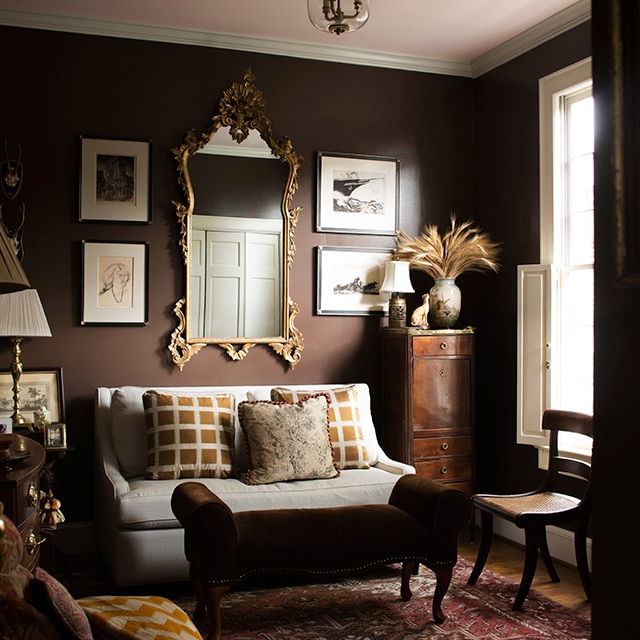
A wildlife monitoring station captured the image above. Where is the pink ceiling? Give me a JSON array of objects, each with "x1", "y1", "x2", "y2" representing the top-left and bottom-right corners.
[{"x1": 0, "y1": 0, "x2": 583, "y2": 62}]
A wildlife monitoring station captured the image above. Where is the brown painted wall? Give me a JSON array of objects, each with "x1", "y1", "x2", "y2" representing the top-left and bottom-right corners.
[{"x1": 0, "y1": 26, "x2": 472, "y2": 520}]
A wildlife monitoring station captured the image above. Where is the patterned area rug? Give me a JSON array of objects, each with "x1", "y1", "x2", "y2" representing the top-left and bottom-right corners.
[{"x1": 173, "y1": 558, "x2": 591, "y2": 640}]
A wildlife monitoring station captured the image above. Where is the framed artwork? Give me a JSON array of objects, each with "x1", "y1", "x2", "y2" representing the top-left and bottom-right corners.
[
  {"x1": 81, "y1": 241, "x2": 149, "y2": 325},
  {"x1": 316, "y1": 245, "x2": 393, "y2": 315},
  {"x1": 80, "y1": 137, "x2": 152, "y2": 223},
  {"x1": 316, "y1": 152, "x2": 399, "y2": 235},
  {"x1": 0, "y1": 368, "x2": 65, "y2": 425},
  {"x1": 44, "y1": 423, "x2": 67, "y2": 450}
]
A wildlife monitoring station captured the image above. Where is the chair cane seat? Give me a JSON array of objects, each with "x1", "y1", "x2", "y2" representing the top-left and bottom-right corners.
[{"x1": 475, "y1": 492, "x2": 580, "y2": 518}]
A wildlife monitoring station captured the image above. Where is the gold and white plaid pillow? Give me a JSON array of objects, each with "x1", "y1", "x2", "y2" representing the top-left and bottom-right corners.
[
  {"x1": 270, "y1": 385, "x2": 370, "y2": 469},
  {"x1": 143, "y1": 391, "x2": 235, "y2": 480}
]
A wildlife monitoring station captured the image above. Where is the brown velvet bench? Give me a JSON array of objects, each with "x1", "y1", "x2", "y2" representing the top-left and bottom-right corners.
[{"x1": 171, "y1": 475, "x2": 472, "y2": 640}]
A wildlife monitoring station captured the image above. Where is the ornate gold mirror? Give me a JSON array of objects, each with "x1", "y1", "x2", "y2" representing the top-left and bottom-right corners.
[{"x1": 168, "y1": 69, "x2": 303, "y2": 369}]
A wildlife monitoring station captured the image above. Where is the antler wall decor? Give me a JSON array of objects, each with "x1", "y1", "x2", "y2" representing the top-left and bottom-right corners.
[{"x1": 0, "y1": 141, "x2": 26, "y2": 260}]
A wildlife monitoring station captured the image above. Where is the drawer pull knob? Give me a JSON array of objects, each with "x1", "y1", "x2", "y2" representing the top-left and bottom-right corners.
[
  {"x1": 439, "y1": 369, "x2": 445, "y2": 377},
  {"x1": 26, "y1": 483, "x2": 39, "y2": 508},
  {"x1": 440, "y1": 466, "x2": 447, "y2": 475},
  {"x1": 441, "y1": 442, "x2": 449, "y2": 450},
  {"x1": 26, "y1": 531, "x2": 45, "y2": 555},
  {"x1": 440, "y1": 342, "x2": 448, "y2": 350}
]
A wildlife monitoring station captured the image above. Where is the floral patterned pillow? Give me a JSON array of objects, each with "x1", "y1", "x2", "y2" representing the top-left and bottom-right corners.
[{"x1": 238, "y1": 394, "x2": 339, "y2": 485}]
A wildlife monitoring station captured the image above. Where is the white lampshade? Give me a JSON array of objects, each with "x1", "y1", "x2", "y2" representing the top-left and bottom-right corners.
[
  {"x1": 380, "y1": 260, "x2": 414, "y2": 294},
  {"x1": 0, "y1": 289, "x2": 52, "y2": 337},
  {"x1": 0, "y1": 224, "x2": 30, "y2": 294}
]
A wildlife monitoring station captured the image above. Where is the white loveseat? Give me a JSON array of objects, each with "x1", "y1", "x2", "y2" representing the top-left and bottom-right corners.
[{"x1": 94, "y1": 383, "x2": 415, "y2": 586}]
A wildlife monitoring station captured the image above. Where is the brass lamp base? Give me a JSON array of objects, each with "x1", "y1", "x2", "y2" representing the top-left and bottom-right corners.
[
  {"x1": 388, "y1": 297, "x2": 407, "y2": 328},
  {"x1": 9, "y1": 336, "x2": 31, "y2": 430}
]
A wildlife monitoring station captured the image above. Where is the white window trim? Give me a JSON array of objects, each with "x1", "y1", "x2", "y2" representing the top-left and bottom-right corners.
[
  {"x1": 517, "y1": 57, "x2": 592, "y2": 468},
  {"x1": 539, "y1": 58, "x2": 592, "y2": 264}
]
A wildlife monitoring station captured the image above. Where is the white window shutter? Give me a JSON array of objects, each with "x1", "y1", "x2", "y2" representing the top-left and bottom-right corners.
[{"x1": 517, "y1": 264, "x2": 553, "y2": 447}]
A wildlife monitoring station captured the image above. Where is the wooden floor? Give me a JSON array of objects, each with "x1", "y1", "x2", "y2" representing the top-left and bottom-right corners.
[{"x1": 458, "y1": 531, "x2": 591, "y2": 617}]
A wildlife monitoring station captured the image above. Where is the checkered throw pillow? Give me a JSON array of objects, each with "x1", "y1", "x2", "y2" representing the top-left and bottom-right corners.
[
  {"x1": 270, "y1": 385, "x2": 370, "y2": 469},
  {"x1": 143, "y1": 391, "x2": 235, "y2": 480}
]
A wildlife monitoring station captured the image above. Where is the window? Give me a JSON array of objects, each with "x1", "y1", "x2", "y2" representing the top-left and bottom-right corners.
[{"x1": 517, "y1": 58, "x2": 593, "y2": 463}]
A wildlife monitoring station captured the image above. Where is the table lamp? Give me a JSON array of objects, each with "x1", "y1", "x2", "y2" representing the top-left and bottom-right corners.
[
  {"x1": 380, "y1": 259, "x2": 414, "y2": 328},
  {"x1": 0, "y1": 289, "x2": 52, "y2": 428}
]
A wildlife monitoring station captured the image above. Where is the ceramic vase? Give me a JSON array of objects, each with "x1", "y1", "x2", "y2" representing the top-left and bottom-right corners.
[{"x1": 428, "y1": 278, "x2": 461, "y2": 328}]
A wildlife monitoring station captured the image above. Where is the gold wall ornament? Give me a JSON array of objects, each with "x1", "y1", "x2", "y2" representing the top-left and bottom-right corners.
[{"x1": 168, "y1": 68, "x2": 304, "y2": 368}]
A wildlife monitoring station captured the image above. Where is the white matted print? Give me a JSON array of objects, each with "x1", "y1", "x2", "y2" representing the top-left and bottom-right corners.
[
  {"x1": 80, "y1": 137, "x2": 151, "y2": 222},
  {"x1": 316, "y1": 246, "x2": 393, "y2": 315},
  {"x1": 316, "y1": 152, "x2": 399, "y2": 235},
  {"x1": 0, "y1": 368, "x2": 64, "y2": 424},
  {"x1": 82, "y1": 241, "x2": 148, "y2": 325}
]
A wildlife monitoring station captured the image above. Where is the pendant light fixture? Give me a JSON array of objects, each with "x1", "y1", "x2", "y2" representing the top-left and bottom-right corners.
[{"x1": 308, "y1": 0, "x2": 370, "y2": 36}]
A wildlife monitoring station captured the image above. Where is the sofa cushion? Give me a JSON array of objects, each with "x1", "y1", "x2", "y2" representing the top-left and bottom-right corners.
[
  {"x1": 238, "y1": 394, "x2": 339, "y2": 485},
  {"x1": 111, "y1": 387, "x2": 148, "y2": 479},
  {"x1": 271, "y1": 385, "x2": 370, "y2": 469},
  {"x1": 143, "y1": 391, "x2": 236, "y2": 480}
]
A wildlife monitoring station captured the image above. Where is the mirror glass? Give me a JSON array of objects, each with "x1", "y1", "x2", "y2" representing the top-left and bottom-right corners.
[{"x1": 168, "y1": 69, "x2": 303, "y2": 369}]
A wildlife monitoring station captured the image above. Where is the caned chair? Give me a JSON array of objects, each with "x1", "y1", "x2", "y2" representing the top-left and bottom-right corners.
[{"x1": 467, "y1": 409, "x2": 592, "y2": 610}]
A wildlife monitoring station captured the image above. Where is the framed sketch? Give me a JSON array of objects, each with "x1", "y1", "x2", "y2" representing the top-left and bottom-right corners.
[
  {"x1": 0, "y1": 368, "x2": 65, "y2": 425},
  {"x1": 316, "y1": 246, "x2": 393, "y2": 315},
  {"x1": 44, "y1": 423, "x2": 67, "y2": 450},
  {"x1": 81, "y1": 241, "x2": 149, "y2": 325},
  {"x1": 316, "y1": 152, "x2": 399, "y2": 235},
  {"x1": 80, "y1": 137, "x2": 152, "y2": 223}
]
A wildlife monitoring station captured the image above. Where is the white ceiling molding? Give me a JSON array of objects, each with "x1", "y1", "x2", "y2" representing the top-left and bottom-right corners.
[
  {"x1": 471, "y1": 0, "x2": 591, "y2": 77},
  {"x1": 0, "y1": 3, "x2": 590, "y2": 79}
]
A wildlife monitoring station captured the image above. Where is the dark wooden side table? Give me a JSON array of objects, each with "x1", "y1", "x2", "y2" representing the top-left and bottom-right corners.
[
  {"x1": 381, "y1": 327, "x2": 476, "y2": 495},
  {"x1": 0, "y1": 433, "x2": 46, "y2": 571}
]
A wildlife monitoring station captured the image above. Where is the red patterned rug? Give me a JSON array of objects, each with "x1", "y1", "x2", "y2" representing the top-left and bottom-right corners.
[{"x1": 173, "y1": 557, "x2": 591, "y2": 639}]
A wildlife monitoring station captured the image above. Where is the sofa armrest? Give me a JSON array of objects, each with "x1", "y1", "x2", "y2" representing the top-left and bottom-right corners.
[
  {"x1": 171, "y1": 482, "x2": 240, "y2": 584},
  {"x1": 374, "y1": 450, "x2": 416, "y2": 475},
  {"x1": 389, "y1": 474, "x2": 472, "y2": 563},
  {"x1": 94, "y1": 388, "x2": 130, "y2": 499}
]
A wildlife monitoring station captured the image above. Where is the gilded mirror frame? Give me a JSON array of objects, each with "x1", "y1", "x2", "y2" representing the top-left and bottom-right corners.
[{"x1": 168, "y1": 68, "x2": 304, "y2": 369}]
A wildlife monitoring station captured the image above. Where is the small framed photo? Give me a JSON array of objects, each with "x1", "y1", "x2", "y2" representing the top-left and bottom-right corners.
[
  {"x1": 80, "y1": 137, "x2": 152, "y2": 223},
  {"x1": 0, "y1": 419, "x2": 11, "y2": 435},
  {"x1": 316, "y1": 152, "x2": 399, "y2": 235},
  {"x1": 44, "y1": 423, "x2": 67, "y2": 450},
  {"x1": 82, "y1": 241, "x2": 149, "y2": 325},
  {"x1": 0, "y1": 368, "x2": 65, "y2": 425},
  {"x1": 316, "y1": 245, "x2": 393, "y2": 316}
]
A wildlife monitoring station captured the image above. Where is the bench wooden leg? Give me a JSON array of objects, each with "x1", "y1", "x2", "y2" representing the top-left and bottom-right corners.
[
  {"x1": 401, "y1": 561, "x2": 415, "y2": 601},
  {"x1": 202, "y1": 584, "x2": 230, "y2": 640},
  {"x1": 189, "y1": 563, "x2": 206, "y2": 620},
  {"x1": 431, "y1": 565, "x2": 452, "y2": 624}
]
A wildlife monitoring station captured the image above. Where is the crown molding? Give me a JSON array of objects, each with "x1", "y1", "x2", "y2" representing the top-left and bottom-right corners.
[
  {"x1": 470, "y1": 0, "x2": 591, "y2": 77},
  {"x1": 0, "y1": 2, "x2": 591, "y2": 79},
  {"x1": 0, "y1": 8, "x2": 471, "y2": 77}
]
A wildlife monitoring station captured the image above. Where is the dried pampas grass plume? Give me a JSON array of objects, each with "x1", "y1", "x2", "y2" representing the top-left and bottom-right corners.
[{"x1": 394, "y1": 213, "x2": 501, "y2": 280}]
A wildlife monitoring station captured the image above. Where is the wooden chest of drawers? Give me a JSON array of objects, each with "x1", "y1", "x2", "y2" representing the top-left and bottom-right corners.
[
  {"x1": 381, "y1": 327, "x2": 475, "y2": 495},
  {"x1": 0, "y1": 434, "x2": 46, "y2": 570}
]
